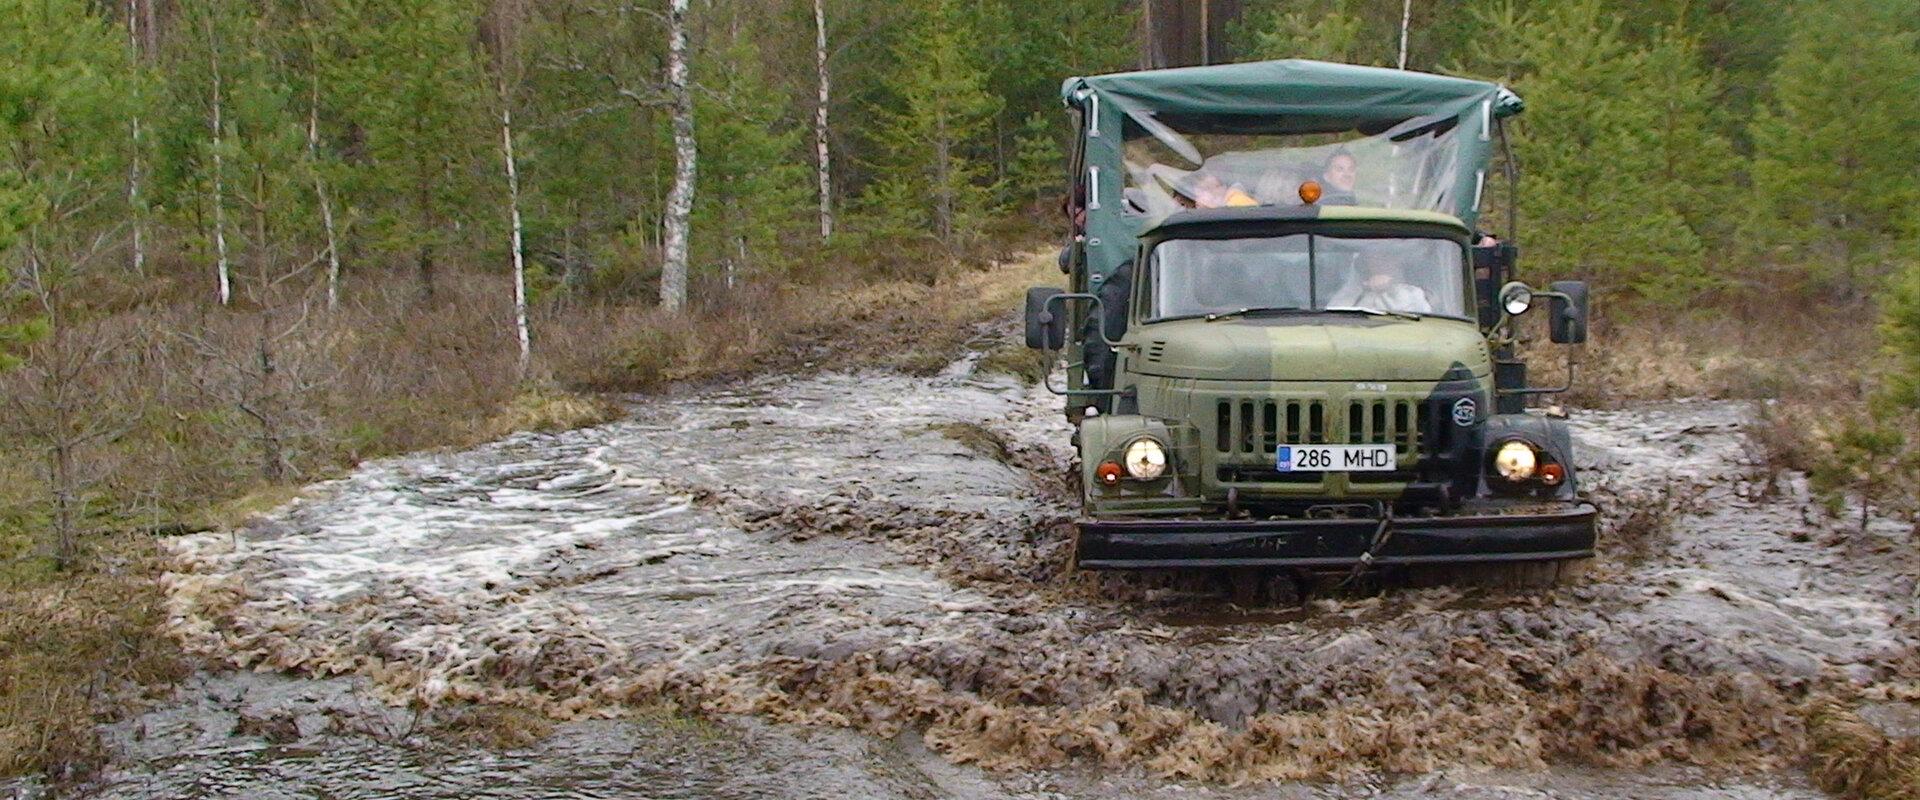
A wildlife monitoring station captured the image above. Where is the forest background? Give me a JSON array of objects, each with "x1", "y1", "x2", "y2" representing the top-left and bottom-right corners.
[{"x1": 4, "y1": 0, "x2": 1920, "y2": 781}]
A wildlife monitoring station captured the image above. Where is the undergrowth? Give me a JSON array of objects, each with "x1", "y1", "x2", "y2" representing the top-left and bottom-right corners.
[{"x1": 0, "y1": 250, "x2": 1055, "y2": 784}]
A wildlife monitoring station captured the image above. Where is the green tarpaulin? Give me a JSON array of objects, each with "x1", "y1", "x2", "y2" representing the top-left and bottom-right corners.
[{"x1": 1062, "y1": 59, "x2": 1522, "y2": 288}]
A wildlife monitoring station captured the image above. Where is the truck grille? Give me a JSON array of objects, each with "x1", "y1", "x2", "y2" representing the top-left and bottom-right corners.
[{"x1": 1212, "y1": 397, "x2": 1438, "y2": 457}]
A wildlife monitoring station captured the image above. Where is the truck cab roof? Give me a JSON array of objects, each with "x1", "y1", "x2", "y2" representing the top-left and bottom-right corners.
[{"x1": 1141, "y1": 205, "x2": 1473, "y2": 240}]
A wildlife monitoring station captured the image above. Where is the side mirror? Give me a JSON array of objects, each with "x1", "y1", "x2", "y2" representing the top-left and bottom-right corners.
[
  {"x1": 1024, "y1": 286, "x2": 1067, "y2": 350},
  {"x1": 1498, "y1": 281, "x2": 1534, "y2": 317},
  {"x1": 1548, "y1": 281, "x2": 1589, "y2": 344}
]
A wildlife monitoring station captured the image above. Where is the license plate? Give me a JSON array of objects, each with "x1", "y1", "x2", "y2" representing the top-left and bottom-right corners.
[{"x1": 1276, "y1": 444, "x2": 1396, "y2": 472}]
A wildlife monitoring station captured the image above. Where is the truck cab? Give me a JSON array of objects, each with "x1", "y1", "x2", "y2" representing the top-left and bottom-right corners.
[{"x1": 1026, "y1": 60, "x2": 1596, "y2": 575}]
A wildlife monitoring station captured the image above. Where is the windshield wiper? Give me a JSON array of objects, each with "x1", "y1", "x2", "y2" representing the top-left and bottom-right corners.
[
  {"x1": 1203, "y1": 306, "x2": 1312, "y2": 322},
  {"x1": 1322, "y1": 305, "x2": 1425, "y2": 321}
]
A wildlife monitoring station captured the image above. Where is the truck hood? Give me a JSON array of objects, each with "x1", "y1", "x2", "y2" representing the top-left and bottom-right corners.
[{"x1": 1129, "y1": 314, "x2": 1492, "y2": 382}]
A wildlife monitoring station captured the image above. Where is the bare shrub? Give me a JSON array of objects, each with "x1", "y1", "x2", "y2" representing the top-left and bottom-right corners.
[{"x1": 0, "y1": 542, "x2": 186, "y2": 782}]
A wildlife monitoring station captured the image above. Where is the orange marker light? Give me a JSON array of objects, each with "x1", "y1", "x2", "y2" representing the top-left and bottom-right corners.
[
  {"x1": 1298, "y1": 180, "x2": 1323, "y2": 205},
  {"x1": 1539, "y1": 463, "x2": 1566, "y2": 486},
  {"x1": 1096, "y1": 461, "x2": 1124, "y2": 486}
]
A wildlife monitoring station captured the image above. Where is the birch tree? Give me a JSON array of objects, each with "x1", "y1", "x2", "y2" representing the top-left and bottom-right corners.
[
  {"x1": 488, "y1": 0, "x2": 533, "y2": 377},
  {"x1": 660, "y1": 0, "x2": 695, "y2": 311},
  {"x1": 126, "y1": 0, "x2": 148, "y2": 276},
  {"x1": 813, "y1": 0, "x2": 834, "y2": 239},
  {"x1": 298, "y1": 0, "x2": 344, "y2": 310},
  {"x1": 204, "y1": 3, "x2": 233, "y2": 305}
]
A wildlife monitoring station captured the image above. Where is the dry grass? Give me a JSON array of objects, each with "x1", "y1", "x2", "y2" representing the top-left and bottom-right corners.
[
  {"x1": 546, "y1": 253, "x2": 1058, "y2": 392},
  {"x1": 429, "y1": 704, "x2": 557, "y2": 751},
  {"x1": 479, "y1": 386, "x2": 623, "y2": 441},
  {"x1": 1556, "y1": 300, "x2": 1875, "y2": 409},
  {"x1": 1807, "y1": 699, "x2": 1920, "y2": 800},
  {"x1": 0, "y1": 540, "x2": 187, "y2": 782},
  {"x1": 926, "y1": 421, "x2": 1017, "y2": 463}
]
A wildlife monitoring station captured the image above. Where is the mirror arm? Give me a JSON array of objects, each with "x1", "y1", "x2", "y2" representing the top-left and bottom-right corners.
[
  {"x1": 1043, "y1": 364, "x2": 1133, "y2": 397},
  {"x1": 1047, "y1": 293, "x2": 1128, "y2": 348},
  {"x1": 1496, "y1": 349, "x2": 1578, "y2": 397},
  {"x1": 1493, "y1": 287, "x2": 1572, "y2": 330}
]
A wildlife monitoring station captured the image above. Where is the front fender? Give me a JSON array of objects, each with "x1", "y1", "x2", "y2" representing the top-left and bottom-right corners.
[
  {"x1": 1077, "y1": 415, "x2": 1201, "y2": 513},
  {"x1": 1480, "y1": 413, "x2": 1578, "y2": 499}
]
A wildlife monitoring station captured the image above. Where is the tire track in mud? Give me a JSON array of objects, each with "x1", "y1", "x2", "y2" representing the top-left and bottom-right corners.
[{"x1": 160, "y1": 364, "x2": 1920, "y2": 786}]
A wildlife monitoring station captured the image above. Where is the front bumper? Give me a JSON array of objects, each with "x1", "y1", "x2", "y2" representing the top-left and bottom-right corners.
[{"x1": 1073, "y1": 502, "x2": 1597, "y2": 569}]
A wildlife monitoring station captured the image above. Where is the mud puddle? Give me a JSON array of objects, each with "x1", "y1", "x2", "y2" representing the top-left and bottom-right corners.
[{"x1": 83, "y1": 359, "x2": 1919, "y2": 797}]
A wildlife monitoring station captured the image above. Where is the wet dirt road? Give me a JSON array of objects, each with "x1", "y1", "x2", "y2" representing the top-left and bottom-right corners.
[{"x1": 81, "y1": 352, "x2": 1920, "y2": 798}]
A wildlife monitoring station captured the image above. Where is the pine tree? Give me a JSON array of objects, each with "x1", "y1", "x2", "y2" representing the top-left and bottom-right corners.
[
  {"x1": 0, "y1": 0, "x2": 138, "y2": 565},
  {"x1": 1884, "y1": 259, "x2": 1920, "y2": 409},
  {"x1": 1747, "y1": 0, "x2": 1920, "y2": 299},
  {"x1": 863, "y1": 0, "x2": 1002, "y2": 260}
]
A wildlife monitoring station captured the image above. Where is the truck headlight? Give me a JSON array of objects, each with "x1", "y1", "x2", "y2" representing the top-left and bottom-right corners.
[
  {"x1": 1493, "y1": 440, "x2": 1538, "y2": 481},
  {"x1": 1122, "y1": 437, "x2": 1167, "y2": 480}
]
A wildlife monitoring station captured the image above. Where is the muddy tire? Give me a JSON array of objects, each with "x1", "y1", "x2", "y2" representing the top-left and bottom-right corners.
[{"x1": 1406, "y1": 557, "x2": 1590, "y2": 590}]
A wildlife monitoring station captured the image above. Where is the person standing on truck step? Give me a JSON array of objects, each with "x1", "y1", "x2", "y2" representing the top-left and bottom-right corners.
[{"x1": 1080, "y1": 259, "x2": 1133, "y2": 413}]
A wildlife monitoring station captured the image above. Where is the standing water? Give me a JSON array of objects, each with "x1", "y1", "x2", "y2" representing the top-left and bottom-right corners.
[{"x1": 82, "y1": 355, "x2": 1917, "y2": 798}]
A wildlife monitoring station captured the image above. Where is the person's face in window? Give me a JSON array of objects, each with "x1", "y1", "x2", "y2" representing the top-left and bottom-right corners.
[
  {"x1": 1361, "y1": 256, "x2": 1402, "y2": 291},
  {"x1": 1322, "y1": 154, "x2": 1357, "y2": 193}
]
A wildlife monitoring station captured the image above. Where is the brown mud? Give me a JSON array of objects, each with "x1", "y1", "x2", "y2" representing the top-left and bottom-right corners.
[{"x1": 61, "y1": 352, "x2": 1920, "y2": 798}]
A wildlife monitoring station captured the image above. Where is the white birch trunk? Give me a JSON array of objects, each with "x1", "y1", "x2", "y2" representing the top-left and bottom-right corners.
[
  {"x1": 208, "y1": 9, "x2": 231, "y2": 306},
  {"x1": 1398, "y1": 0, "x2": 1413, "y2": 70},
  {"x1": 813, "y1": 0, "x2": 834, "y2": 240},
  {"x1": 307, "y1": 75, "x2": 342, "y2": 310},
  {"x1": 127, "y1": 0, "x2": 145, "y2": 276},
  {"x1": 660, "y1": 0, "x2": 695, "y2": 311},
  {"x1": 502, "y1": 102, "x2": 531, "y2": 378}
]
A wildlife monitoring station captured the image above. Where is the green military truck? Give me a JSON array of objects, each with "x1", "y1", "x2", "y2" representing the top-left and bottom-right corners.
[{"x1": 1025, "y1": 60, "x2": 1595, "y2": 581}]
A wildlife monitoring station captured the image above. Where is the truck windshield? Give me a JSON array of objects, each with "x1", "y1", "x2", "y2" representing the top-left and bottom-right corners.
[{"x1": 1146, "y1": 235, "x2": 1467, "y2": 320}]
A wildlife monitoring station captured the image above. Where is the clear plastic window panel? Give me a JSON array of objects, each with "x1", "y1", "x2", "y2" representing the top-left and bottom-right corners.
[{"x1": 1119, "y1": 111, "x2": 1467, "y2": 217}]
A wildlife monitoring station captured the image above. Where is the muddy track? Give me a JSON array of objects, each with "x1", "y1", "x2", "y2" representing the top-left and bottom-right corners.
[{"x1": 116, "y1": 355, "x2": 1920, "y2": 796}]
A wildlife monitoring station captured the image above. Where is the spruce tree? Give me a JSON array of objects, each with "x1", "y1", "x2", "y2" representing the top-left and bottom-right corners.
[
  {"x1": 1244, "y1": 0, "x2": 1374, "y2": 64},
  {"x1": 692, "y1": 38, "x2": 810, "y2": 287},
  {"x1": 863, "y1": 0, "x2": 1002, "y2": 260},
  {"x1": 1007, "y1": 111, "x2": 1064, "y2": 211},
  {"x1": 1747, "y1": 0, "x2": 1920, "y2": 299},
  {"x1": 1466, "y1": 0, "x2": 1726, "y2": 305},
  {"x1": 328, "y1": 0, "x2": 488, "y2": 300},
  {"x1": 959, "y1": 0, "x2": 1135, "y2": 188}
]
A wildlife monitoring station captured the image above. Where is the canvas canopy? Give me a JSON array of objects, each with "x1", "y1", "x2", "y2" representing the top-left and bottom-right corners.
[{"x1": 1062, "y1": 60, "x2": 1522, "y2": 287}]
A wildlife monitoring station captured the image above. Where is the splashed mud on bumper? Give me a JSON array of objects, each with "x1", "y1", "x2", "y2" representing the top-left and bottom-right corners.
[{"x1": 1075, "y1": 503, "x2": 1597, "y2": 569}]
